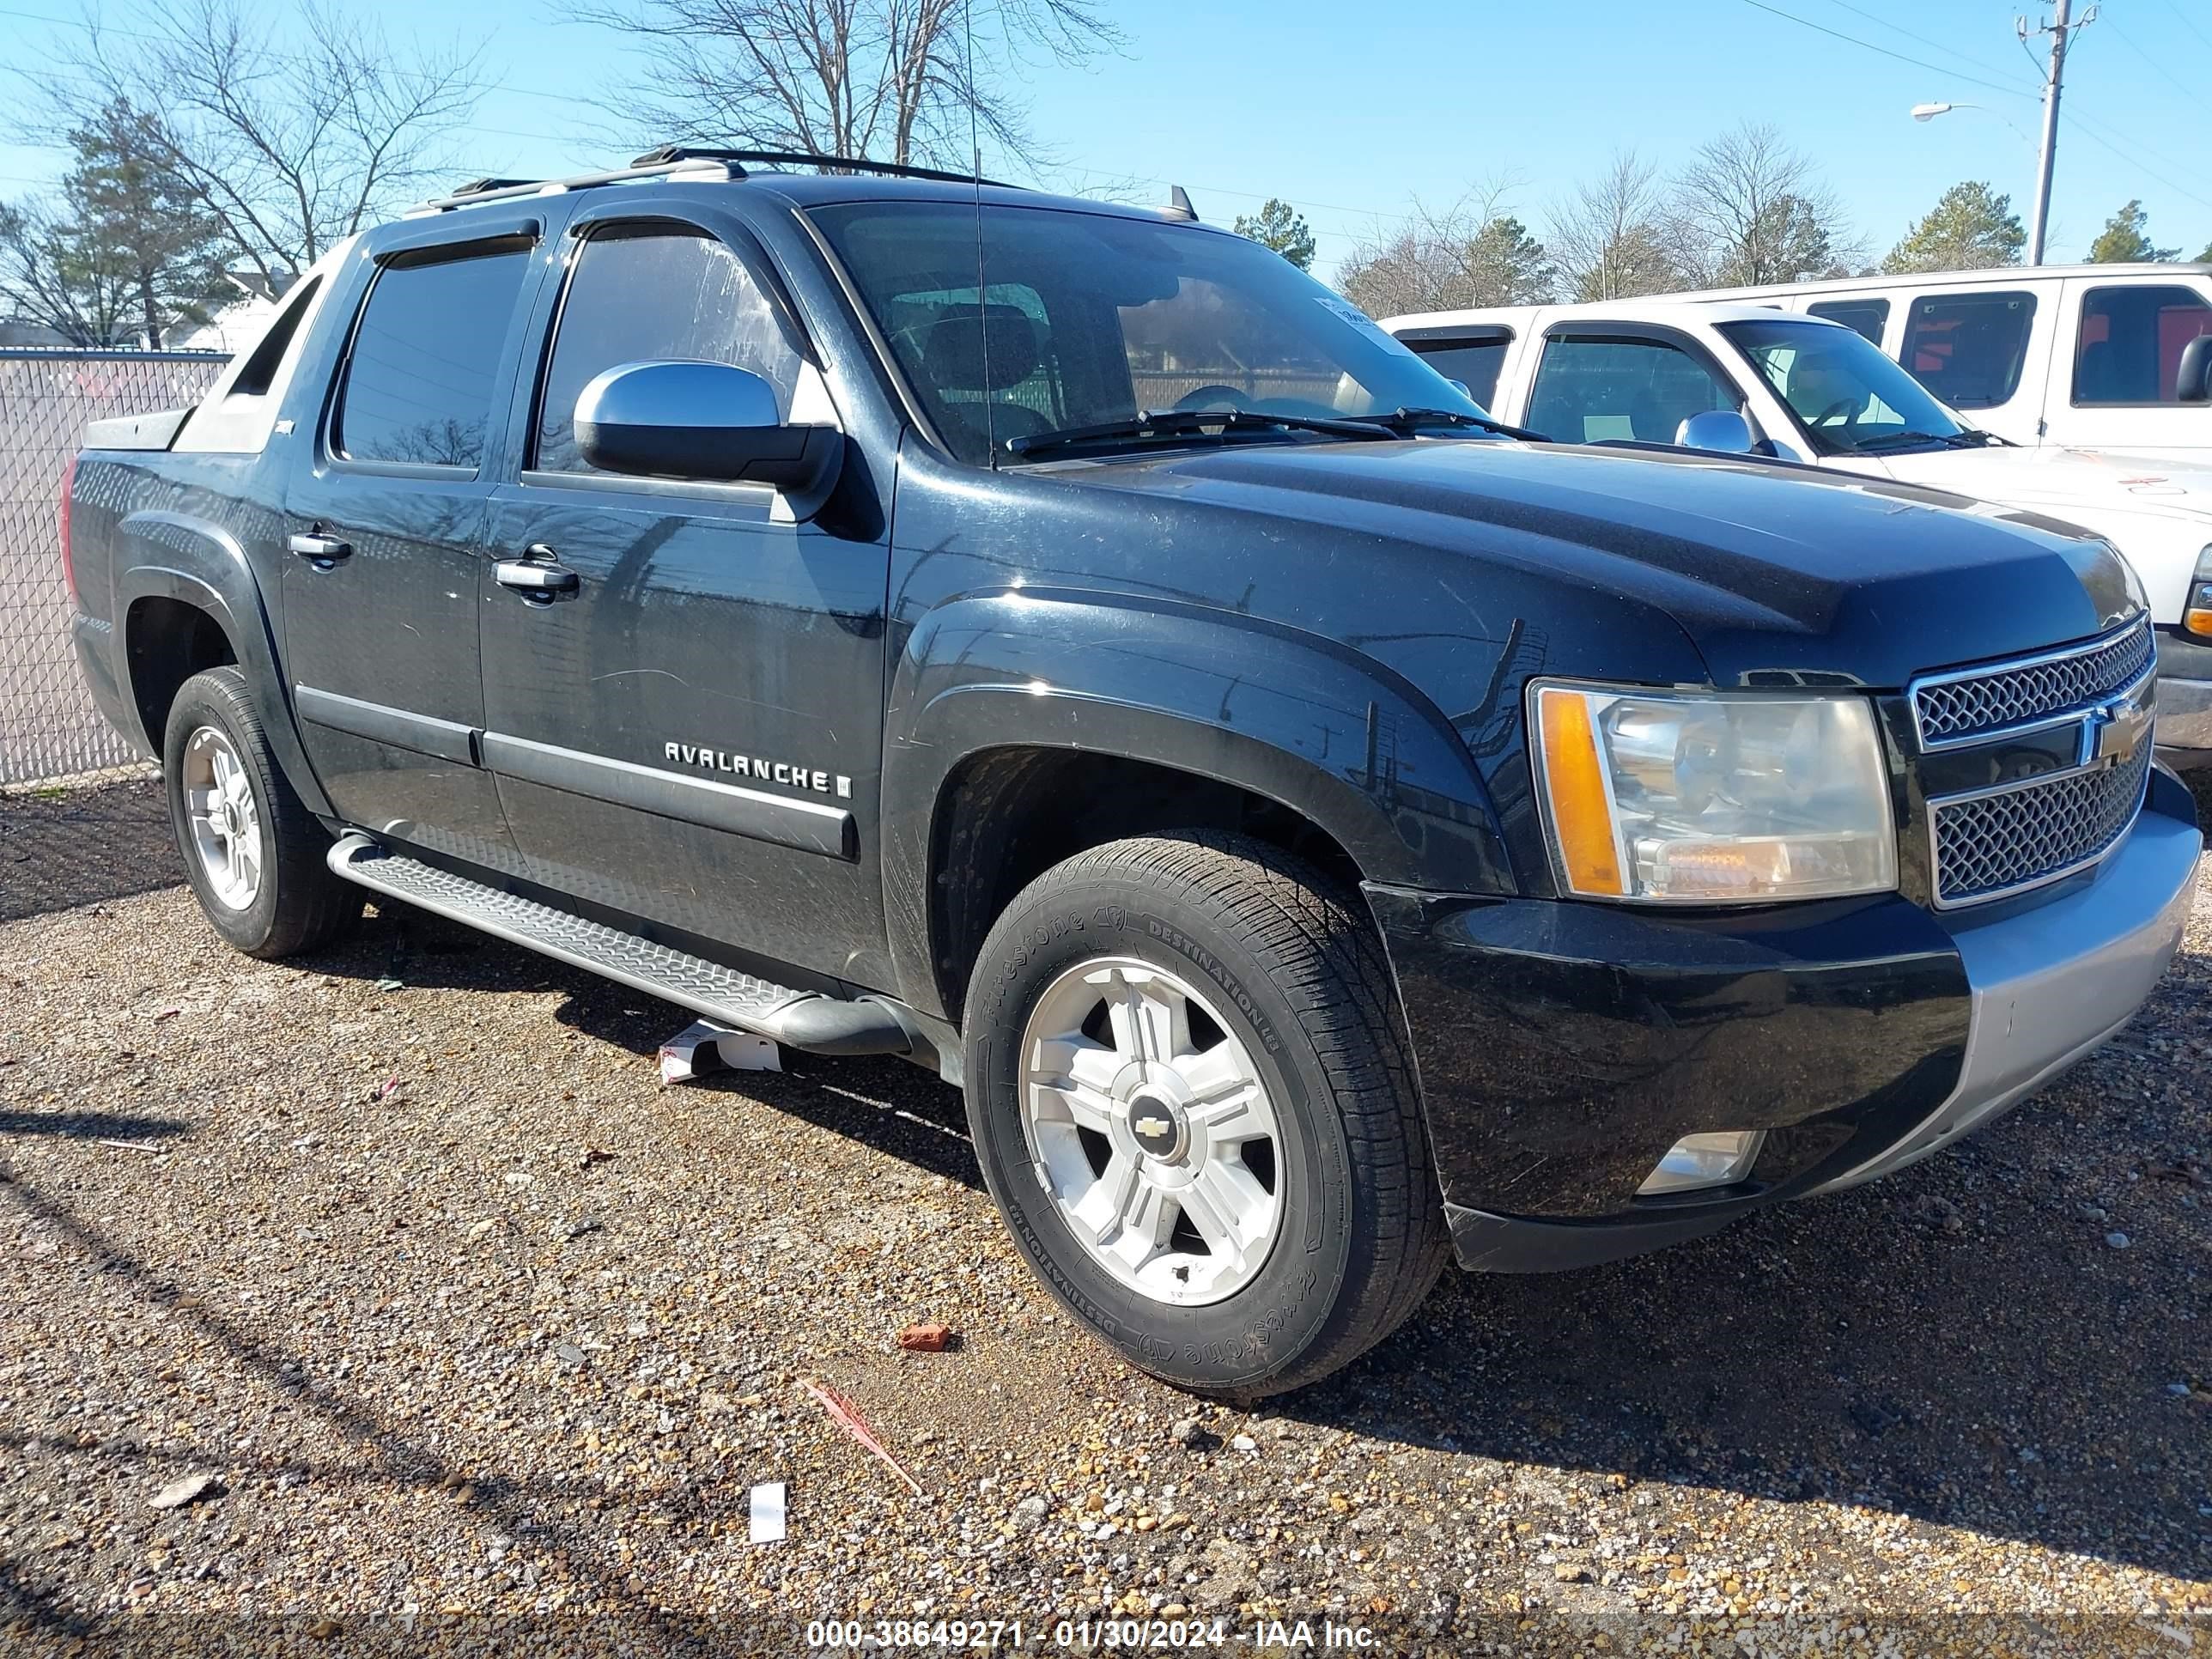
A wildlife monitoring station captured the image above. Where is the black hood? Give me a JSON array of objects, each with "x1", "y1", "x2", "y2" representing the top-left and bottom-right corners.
[{"x1": 1041, "y1": 438, "x2": 2142, "y2": 689}]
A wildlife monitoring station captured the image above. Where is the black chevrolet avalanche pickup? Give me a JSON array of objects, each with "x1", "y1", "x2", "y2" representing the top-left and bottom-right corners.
[{"x1": 64, "y1": 149, "x2": 2201, "y2": 1396}]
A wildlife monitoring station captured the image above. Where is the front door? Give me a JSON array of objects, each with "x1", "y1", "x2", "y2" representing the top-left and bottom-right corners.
[
  {"x1": 283, "y1": 218, "x2": 544, "y2": 867},
  {"x1": 478, "y1": 207, "x2": 894, "y2": 985}
]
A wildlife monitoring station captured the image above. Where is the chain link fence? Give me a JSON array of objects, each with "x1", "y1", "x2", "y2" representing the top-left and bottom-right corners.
[{"x1": 0, "y1": 349, "x2": 228, "y2": 787}]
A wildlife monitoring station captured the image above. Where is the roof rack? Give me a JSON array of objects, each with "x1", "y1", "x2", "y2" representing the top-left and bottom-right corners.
[
  {"x1": 406, "y1": 146, "x2": 1024, "y2": 216},
  {"x1": 629, "y1": 146, "x2": 1022, "y2": 189}
]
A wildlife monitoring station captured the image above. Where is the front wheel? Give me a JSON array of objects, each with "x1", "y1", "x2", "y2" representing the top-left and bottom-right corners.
[
  {"x1": 963, "y1": 833, "x2": 1447, "y2": 1397},
  {"x1": 162, "y1": 666, "x2": 359, "y2": 959}
]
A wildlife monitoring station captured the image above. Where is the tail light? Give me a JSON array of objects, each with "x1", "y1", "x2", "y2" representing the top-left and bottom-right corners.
[{"x1": 58, "y1": 453, "x2": 79, "y2": 610}]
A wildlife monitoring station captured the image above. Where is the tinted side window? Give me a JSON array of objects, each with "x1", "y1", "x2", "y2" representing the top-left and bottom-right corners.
[
  {"x1": 1899, "y1": 291, "x2": 2035, "y2": 410},
  {"x1": 2073, "y1": 284, "x2": 2212, "y2": 405},
  {"x1": 336, "y1": 246, "x2": 530, "y2": 467},
  {"x1": 1808, "y1": 298, "x2": 1888, "y2": 344},
  {"x1": 1408, "y1": 339, "x2": 1509, "y2": 407},
  {"x1": 536, "y1": 227, "x2": 804, "y2": 473},
  {"x1": 1525, "y1": 336, "x2": 1739, "y2": 445}
]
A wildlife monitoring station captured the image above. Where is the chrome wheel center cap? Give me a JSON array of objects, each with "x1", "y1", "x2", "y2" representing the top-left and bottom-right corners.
[{"x1": 1125, "y1": 1085, "x2": 1188, "y2": 1162}]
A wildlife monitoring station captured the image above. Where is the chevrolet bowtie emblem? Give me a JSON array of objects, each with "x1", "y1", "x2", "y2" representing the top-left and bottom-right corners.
[
  {"x1": 1134, "y1": 1115, "x2": 1170, "y2": 1138},
  {"x1": 2081, "y1": 689, "x2": 2152, "y2": 768}
]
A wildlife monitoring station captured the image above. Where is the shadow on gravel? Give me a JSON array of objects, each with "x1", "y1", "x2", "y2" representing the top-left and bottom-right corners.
[
  {"x1": 302, "y1": 901, "x2": 991, "y2": 1193},
  {"x1": 0, "y1": 1165, "x2": 727, "y2": 1655},
  {"x1": 1279, "y1": 1037, "x2": 2212, "y2": 1582},
  {"x1": 0, "y1": 1109, "x2": 187, "y2": 1142},
  {"x1": 0, "y1": 775, "x2": 173, "y2": 921},
  {"x1": 273, "y1": 868, "x2": 2210, "y2": 1584}
]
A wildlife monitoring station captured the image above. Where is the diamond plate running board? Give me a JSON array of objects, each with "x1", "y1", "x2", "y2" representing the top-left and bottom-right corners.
[{"x1": 326, "y1": 834, "x2": 913, "y2": 1056}]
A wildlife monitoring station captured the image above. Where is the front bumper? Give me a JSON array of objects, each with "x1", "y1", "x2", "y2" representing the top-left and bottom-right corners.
[{"x1": 1370, "y1": 767, "x2": 2201, "y2": 1272}]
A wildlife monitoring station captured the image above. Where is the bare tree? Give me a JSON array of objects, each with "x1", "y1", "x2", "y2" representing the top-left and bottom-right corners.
[
  {"x1": 568, "y1": 0, "x2": 1121, "y2": 171},
  {"x1": 1668, "y1": 122, "x2": 1859, "y2": 287},
  {"x1": 1339, "y1": 185, "x2": 1557, "y2": 318},
  {"x1": 1547, "y1": 150, "x2": 1686, "y2": 301},
  {"x1": 0, "y1": 198, "x2": 132, "y2": 345},
  {"x1": 23, "y1": 0, "x2": 483, "y2": 290}
]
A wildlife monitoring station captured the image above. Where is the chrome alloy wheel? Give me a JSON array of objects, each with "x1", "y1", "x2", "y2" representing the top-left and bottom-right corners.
[
  {"x1": 1018, "y1": 957, "x2": 1285, "y2": 1306},
  {"x1": 181, "y1": 725, "x2": 262, "y2": 910}
]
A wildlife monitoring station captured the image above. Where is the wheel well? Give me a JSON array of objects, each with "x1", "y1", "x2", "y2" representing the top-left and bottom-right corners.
[
  {"x1": 927, "y1": 749, "x2": 1366, "y2": 1022},
  {"x1": 125, "y1": 598, "x2": 236, "y2": 752}
]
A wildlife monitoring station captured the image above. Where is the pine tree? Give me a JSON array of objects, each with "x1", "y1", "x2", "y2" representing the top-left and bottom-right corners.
[
  {"x1": 1884, "y1": 181, "x2": 2025, "y2": 273},
  {"x1": 1231, "y1": 199, "x2": 1317, "y2": 272},
  {"x1": 2087, "y1": 201, "x2": 2180, "y2": 264}
]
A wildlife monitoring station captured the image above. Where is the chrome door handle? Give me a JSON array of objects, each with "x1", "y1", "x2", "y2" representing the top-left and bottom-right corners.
[
  {"x1": 494, "y1": 559, "x2": 580, "y2": 600},
  {"x1": 288, "y1": 532, "x2": 351, "y2": 564}
]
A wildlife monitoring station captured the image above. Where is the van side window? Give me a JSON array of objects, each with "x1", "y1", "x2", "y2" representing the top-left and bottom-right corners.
[
  {"x1": 535, "y1": 225, "x2": 805, "y2": 473},
  {"x1": 1808, "y1": 298, "x2": 1887, "y2": 345},
  {"x1": 335, "y1": 244, "x2": 532, "y2": 469},
  {"x1": 1899, "y1": 292, "x2": 2035, "y2": 410},
  {"x1": 2073, "y1": 285, "x2": 2212, "y2": 405},
  {"x1": 1406, "y1": 337, "x2": 1510, "y2": 407},
  {"x1": 1525, "y1": 335, "x2": 1740, "y2": 445}
]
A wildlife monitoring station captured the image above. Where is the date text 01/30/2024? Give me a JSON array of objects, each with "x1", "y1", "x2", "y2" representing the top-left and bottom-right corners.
[{"x1": 802, "y1": 1618, "x2": 1383, "y2": 1649}]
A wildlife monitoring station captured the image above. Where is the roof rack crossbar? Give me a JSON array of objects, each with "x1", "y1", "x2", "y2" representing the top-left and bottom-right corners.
[
  {"x1": 405, "y1": 156, "x2": 739, "y2": 216},
  {"x1": 629, "y1": 145, "x2": 1021, "y2": 190}
]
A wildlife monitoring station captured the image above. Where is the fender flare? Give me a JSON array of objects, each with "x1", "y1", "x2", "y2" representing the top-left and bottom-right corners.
[
  {"x1": 878, "y1": 587, "x2": 1515, "y2": 1016},
  {"x1": 112, "y1": 510, "x2": 332, "y2": 817}
]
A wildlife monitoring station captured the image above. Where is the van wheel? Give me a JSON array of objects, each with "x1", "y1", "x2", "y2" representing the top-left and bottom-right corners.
[
  {"x1": 162, "y1": 667, "x2": 359, "y2": 959},
  {"x1": 963, "y1": 833, "x2": 1447, "y2": 1397}
]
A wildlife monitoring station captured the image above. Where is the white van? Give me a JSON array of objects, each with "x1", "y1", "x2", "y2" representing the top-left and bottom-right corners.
[
  {"x1": 1635, "y1": 264, "x2": 2212, "y2": 464},
  {"x1": 1381, "y1": 298, "x2": 2212, "y2": 762}
]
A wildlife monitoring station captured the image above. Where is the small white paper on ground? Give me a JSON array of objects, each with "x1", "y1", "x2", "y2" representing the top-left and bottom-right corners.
[
  {"x1": 714, "y1": 1031, "x2": 781, "y2": 1073},
  {"x1": 749, "y1": 1480, "x2": 787, "y2": 1544}
]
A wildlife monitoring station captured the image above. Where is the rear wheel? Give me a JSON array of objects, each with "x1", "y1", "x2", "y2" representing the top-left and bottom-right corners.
[
  {"x1": 162, "y1": 667, "x2": 359, "y2": 958},
  {"x1": 963, "y1": 832, "x2": 1447, "y2": 1397}
]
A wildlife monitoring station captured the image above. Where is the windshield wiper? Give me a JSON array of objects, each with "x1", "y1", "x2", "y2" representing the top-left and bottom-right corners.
[
  {"x1": 1004, "y1": 407, "x2": 1397, "y2": 459},
  {"x1": 1851, "y1": 429, "x2": 1965, "y2": 453},
  {"x1": 1359, "y1": 405, "x2": 1548, "y2": 442}
]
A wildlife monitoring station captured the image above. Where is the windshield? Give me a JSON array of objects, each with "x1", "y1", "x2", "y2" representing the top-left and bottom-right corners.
[
  {"x1": 1719, "y1": 317, "x2": 1970, "y2": 456},
  {"x1": 811, "y1": 200, "x2": 1487, "y2": 464}
]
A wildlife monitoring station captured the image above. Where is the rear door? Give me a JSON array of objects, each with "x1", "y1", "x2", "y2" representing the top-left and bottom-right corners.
[
  {"x1": 2042, "y1": 274, "x2": 2212, "y2": 460},
  {"x1": 283, "y1": 213, "x2": 545, "y2": 868},
  {"x1": 1891, "y1": 283, "x2": 2054, "y2": 447},
  {"x1": 1391, "y1": 324, "x2": 1516, "y2": 413},
  {"x1": 477, "y1": 198, "x2": 893, "y2": 982}
]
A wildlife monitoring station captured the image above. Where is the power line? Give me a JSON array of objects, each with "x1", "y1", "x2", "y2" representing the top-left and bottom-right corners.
[
  {"x1": 1813, "y1": 0, "x2": 2033, "y2": 87},
  {"x1": 1735, "y1": 0, "x2": 2038, "y2": 98},
  {"x1": 2100, "y1": 7, "x2": 2202, "y2": 103}
]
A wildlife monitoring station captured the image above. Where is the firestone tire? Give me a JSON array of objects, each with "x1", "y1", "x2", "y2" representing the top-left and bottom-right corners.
[
  {"x1": 963, "y1": 832, "x2": 1448, "y2": 1398},
  {"x1": 162, "y1": 666, "x2": 360, "y2": 960}
]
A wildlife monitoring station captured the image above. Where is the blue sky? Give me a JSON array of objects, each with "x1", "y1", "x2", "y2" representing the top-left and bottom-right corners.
[{"x1": 3, "y1": 0, "x2": 2209, "y2": 273}]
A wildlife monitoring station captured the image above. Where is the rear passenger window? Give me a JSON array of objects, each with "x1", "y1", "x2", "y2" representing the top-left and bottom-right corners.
[
  {"x1": 2073, "y1": 285, "x2": 2212, "y2": 404},
  {"x1": 1808, "y1": 298, "x2": 1888, "y2": 345},
  {"x1": 336, "y1": 244, "x2": 529, "y2": 468},
  {"x1": 1407, "y1": 337, "x2": 1510, "y2": 408},
  {"x1": 1900, "y1": 291, "x2": 2035, "y2": 410},
  {"x1": 535, "y1": 226, "x2": 803, "y2": 474},
  {"x1": 1525, "y1": 336, "x2": 1740, "y2": 445}
]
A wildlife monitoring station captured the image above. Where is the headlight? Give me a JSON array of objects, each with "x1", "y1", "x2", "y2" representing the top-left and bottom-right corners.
[
  {"x1": 1529, "y1": 682, "x2": 1897, "y2": 902},
  {"x1": 2185, "y1": 546, "x2": 2212, "y2": 639}
]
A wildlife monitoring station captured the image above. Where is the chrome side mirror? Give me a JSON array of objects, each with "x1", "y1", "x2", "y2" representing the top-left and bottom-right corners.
[
  {"x1": 1674, "y1": 410, "x2": 1756, "y2": 454},
  {"x1": 574, "y1": 360, "x2": 842, "y2": 499}
]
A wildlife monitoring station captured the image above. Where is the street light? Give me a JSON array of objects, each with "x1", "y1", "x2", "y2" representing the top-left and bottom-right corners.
[{"x1": 1909, "y1": 101, "x2": 2034, "y2": 145}]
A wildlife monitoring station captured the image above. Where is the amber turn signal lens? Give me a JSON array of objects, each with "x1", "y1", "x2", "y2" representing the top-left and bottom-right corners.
[
  {"x1": 1534, "y1": 687, "x2": 1626, "y2": 897},
  {"x1": 2187, "y1": 608, "x2": 2212, "y2": 639}
]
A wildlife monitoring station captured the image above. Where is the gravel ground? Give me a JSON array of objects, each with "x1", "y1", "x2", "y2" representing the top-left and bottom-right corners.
[{"x1": 1, "y1": 778, "x2": 2208, "y2": 1657}]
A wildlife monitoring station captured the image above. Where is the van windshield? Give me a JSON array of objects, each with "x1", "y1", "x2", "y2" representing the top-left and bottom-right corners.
[
  {"x1": 1720, "y1": 317, "x2": 1978, "y2": 457},
  {"x1": 811, "y1": 200, "x2": 1486, "y2": 464}
]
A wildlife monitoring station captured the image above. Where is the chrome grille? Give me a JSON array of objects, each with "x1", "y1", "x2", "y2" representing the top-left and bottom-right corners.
[
  {"x1": 1911, "y1": 618, "x2": 2153, "y2": 748},
  {"x1": 1930, "y1": 744, "x2": 2152, "y2": 906}
]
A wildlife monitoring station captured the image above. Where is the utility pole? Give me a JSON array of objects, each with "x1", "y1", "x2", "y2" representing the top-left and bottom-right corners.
[{"x1": 2022, "y1": 0, "x2": 2096, "y2": 265}]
